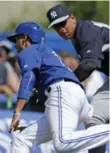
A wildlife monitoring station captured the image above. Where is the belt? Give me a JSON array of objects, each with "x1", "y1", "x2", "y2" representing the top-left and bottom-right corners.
[{"x1": 46, "y1": 78, "x2": 74, "y2": 93}]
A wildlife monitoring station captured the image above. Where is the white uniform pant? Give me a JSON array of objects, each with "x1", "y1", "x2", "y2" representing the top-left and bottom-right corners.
[{"x1": 11, "y1": 81, "x2": 109, "y2": 153}]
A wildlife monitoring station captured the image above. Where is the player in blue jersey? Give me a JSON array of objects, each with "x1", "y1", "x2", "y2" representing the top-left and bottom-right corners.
[{"x1": 8, "y1": 22, "x2": 109, "y2": 153}]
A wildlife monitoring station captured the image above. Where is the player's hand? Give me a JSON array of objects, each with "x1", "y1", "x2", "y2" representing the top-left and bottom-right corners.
[{"x1": 9, "y1": 112, "x2": 21, "y2": 133}]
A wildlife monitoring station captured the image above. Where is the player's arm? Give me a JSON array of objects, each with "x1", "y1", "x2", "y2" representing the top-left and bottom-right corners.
[
  {"x1": 14, "y1": 70, "x2": 36, "y2": 112},
  {"x1": 74, "y1": 22, "x2": 104, "y2": 82},
  {"x1": 9, "y1": 70, "x2": 36, "y2": 133},
  {"x1": 74, "y1": 59, "x2": 98, "y2": 82},
  {"x1": 9, "y1": 49, "x2": 41, "y2": 132}
]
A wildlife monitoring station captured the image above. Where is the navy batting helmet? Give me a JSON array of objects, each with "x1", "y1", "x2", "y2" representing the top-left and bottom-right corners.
[{"x1": 7, "y1": 21, "x2": 45, "y2": 44}]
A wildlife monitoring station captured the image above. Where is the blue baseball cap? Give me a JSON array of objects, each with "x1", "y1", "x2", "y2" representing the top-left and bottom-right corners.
[
  {"x1": 47, "y1": 4, "x2": 71, "y2": 28},
  {"x1": 7, "y1": 22, "x2": 45, "y2": 44}
]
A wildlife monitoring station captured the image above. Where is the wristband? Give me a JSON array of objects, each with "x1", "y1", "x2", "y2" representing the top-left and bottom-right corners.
[{"x1": 14, "y1": 112, "x2": 21, "y2": 116}]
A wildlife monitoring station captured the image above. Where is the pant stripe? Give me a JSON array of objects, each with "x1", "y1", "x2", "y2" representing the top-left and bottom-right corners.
[{"x1": 57, "y1": 86, "x2": 109, "y2": 143}]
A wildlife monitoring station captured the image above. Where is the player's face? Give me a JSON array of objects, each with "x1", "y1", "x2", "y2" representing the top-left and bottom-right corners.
[
  {"x1": 15, "y1": 35, "x2": 26, "y2": 52},
  {"x1": 53, "y1": 14, "x2": 76, "y2": 39}
]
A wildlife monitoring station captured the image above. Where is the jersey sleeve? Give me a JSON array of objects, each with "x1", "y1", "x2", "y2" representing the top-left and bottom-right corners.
[
  {"x1": 77, "y1": 21, "x2": 104, "y2": 69},
  {"x1": 17, "y1": 47, "x2": 41, "y2": 100},
  {"x1": 18, "y1": 48, "x2": 41, "y2": 73}
]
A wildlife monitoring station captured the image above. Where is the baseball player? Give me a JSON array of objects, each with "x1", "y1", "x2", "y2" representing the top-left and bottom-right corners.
[
  {"x1": 8, "y1": 21, "x2": 109, "y2": 153},
  {"x1": 46, "y1": 4, "x2": 109, "y2": 153}
]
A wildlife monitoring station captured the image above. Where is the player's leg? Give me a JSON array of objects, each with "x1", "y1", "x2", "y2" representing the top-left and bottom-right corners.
[
  {"x1": 86, "y1": 77, "x2": 109, "y2": 127},
  {"x1": 85, "y1": 78, "x2": 109, "y2": 153},
  {"x1": 45, "y1": 81, "x2": 109, "y2": 153},
  {"x1": 11, "y1": 115, "x2": 52, "y2": 153}
]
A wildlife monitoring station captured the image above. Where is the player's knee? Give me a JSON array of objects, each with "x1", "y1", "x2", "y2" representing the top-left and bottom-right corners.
[
  {"x1": 52, "y1": 135, "x2": 64, "y2": 152},
  {"x1": 53, "y1": 137, "x2": 76, "y2": 153},
  {"x1": 53, "y1": 140, "x2": 65, "y2": 152}
]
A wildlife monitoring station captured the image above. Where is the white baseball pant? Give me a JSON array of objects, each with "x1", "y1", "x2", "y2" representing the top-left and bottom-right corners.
[{"x1": 11, "y1": 80, "x2": 110, "y2": 153}]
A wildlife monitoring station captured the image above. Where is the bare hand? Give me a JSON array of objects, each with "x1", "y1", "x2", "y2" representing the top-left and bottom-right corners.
[
  {"x1": 9, "y1": 99, "x2": 27, "y2": 133},
  {"x1": 9, "y1": 113, "x2": 21, "y2": 133}
]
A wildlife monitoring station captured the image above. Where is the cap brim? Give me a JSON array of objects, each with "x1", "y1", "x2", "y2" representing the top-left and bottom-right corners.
[
  {"x1": 7, "y1": 33, "x2": 23, "y2": 43},
  {"x1": 48, "y1": 15, "x2": 69, "y2": 28},
  {"x1": 7, "y1": 33, "x2": 19, "y2": 43}
]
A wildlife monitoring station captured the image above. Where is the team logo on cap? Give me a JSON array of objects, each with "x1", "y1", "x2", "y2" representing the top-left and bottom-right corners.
[{"x1": 50, "y1": 11, "x2": 57, "y2": 19}]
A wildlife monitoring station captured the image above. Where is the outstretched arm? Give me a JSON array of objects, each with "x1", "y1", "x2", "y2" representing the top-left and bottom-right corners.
[{"x1": 9, "y1": 70, "x2": 36, "y2": 133}]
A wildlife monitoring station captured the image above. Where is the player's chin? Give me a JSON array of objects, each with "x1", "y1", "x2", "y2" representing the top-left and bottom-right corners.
[{"x1": 62, "y1": 34, "x2": 72, "y2": 39}]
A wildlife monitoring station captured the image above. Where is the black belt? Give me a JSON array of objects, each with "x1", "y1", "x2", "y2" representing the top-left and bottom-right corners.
[{"x1": 46, "y1": 79, "x2": 74, "y2": 93}]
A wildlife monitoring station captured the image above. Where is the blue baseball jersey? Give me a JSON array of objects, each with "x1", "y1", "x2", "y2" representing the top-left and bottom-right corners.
[{"x1": 17, "y1": 44, "x2": 83, "y2": 100}]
